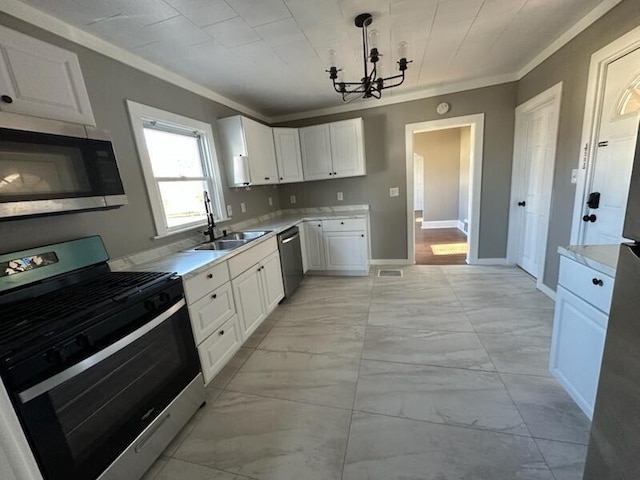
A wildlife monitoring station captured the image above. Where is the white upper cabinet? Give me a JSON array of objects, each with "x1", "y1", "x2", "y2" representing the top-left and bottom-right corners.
[
  {"x1": 300, "y1": 124, "x2": 333, "y2": 181},
  {"x1": 300, "y1": 118, "x2": 366, "y2": 181},
  {"x1": 217, "y1": 115, "x2": 278, "y2": 186},
  {"x1": 330, "y1": 119, "x2": 365, "y2": 178},
  {"x1": 273, "y1": 127, "x2": 304, "y2": 183},
  {"x1": 0, "y1": 26, "x2": 95, "y2": 125}
]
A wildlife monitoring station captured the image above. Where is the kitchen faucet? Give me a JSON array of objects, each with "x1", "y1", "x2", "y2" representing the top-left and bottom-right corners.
[{"x1": 203, "y1": 190, "x2": 217, "y2": 242}]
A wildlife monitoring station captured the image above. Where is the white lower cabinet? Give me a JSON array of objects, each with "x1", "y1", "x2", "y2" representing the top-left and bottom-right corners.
[
  {"x1": 323, "y1": 231, "x2": 368, "y2": 271},
  {"x1": 303, "y1": 222, "x2": 325, "y2": 271},
  {"x1": 197, "y1": 315, "x2": 242, "y2": 385},
  {"x1": 188, "y1": 282, "x2": 235, "y2": 345},
  {"x1": 232, "y1": 265, "x2": 268, "y2": 340},
  {"x1": 260, "y1": 251, "x2": 285, "y2": 311}
]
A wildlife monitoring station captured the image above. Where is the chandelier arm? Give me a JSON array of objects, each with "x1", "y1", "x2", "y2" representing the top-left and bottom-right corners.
[{"x1": 379, "y1": 73, "x2": 407, "y2": 90}]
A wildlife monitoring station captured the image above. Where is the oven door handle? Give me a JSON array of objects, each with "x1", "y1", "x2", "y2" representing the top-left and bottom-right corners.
[{"x1": 18, "y1": 299, "x2": 186, "y2": 404}]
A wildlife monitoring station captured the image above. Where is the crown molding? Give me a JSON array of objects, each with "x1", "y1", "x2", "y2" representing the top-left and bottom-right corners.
[
  {"x1": 0, "y1": 0, "x2": 270, "y2": 123},
  {"x1": 517, "y1": 0, "x2": 624, "y2": 79}
]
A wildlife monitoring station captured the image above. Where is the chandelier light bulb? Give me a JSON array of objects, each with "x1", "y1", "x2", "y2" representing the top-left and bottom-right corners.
[
  {"x1": 398, "y1": 41, "x2": 408, "y2": 59},
  {"x1": 328, "y1": 49, "x2": 337, "y2": 67},
  {"x1": 368, "y1": 29, "x2": 379, "y2": 49}
]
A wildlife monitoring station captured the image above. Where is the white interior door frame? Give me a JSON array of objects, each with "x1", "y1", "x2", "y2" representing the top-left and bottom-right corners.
[
  {"x1": 571, "y1": 25, "x2": 640, "y2": 245},
  {"x1": 405, "y1": 114, "x2": 484, "y2": 264},
  {"x1": 507, "y1": 82, "x2": 563, "y2": 290}
]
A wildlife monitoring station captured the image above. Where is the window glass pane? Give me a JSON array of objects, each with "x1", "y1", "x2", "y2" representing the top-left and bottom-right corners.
[
  {"x1": 157, "y1": 181, "x2": 207, "y2": 228},
  {"x1": 143, "y1": 127, "x2": 204, "y2": 178},
  {"x1": 621, "y1": 88, "x2": 640, "y2": 115}
]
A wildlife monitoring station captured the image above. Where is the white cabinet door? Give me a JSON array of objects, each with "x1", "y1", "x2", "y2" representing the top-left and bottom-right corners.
[
  {"x1": 329, "y1": 118, "x2": 365, "y2": 178},
  {"x1": 304, "y1": 221, "x2": 325, "y2": 270},
  {"x1": 243, "y1": 117, "x2": 278, "y2": 185},
  {"x1": 0, "y1": 25, "x2": 95, "y2": 125},
  {"x1": 550, "y1": 286, "x2": 608, "y2": 419},
  {"x1": 300, "y1": 124, "x2": 333, "y2": 181},
  {"x1": 188, "y1": 282, "x2": 236, "y2": 345},
  {"x1": 198, "y1": 315, "x2": 242, "y2": 385},
  {"x1": 232, "y1": 264, "x2": 267, "y2": 340},
  {"x1": 260, "y1": 250, "x2": 285, "y2": 312},
  {"x1": 273, "y1": 128, "x2": 304, "y2": 183},
  {"x1": 323, "y1": 231, "x2": 368, "y2": 271}
]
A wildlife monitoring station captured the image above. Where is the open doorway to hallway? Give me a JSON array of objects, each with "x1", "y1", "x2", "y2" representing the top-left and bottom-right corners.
[{"x1": 413, "y1": 127, "x2": 471, "y2": 265}]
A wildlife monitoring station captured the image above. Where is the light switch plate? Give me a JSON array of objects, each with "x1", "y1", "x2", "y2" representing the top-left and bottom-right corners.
[
  {"x1": 226, "y1": 205, "x2": 232, "y2": 217},
  {"x1": 337, "y1": 192, "x2": 343, "y2": 201},
  {"x1": 240, "y1": 202, "x2": 246, "y2": 213},
  {"x1": 389, "y1": 187, "x2": 399, "y2": 197},
  {"x1": 290, "y1": 195, "x2": 296, "y2": 204},
  {"x1": 268, "y1": 196, "x2": 273, "y2": 206},
  {"x1": 571, "y1": 169, "x2": 578, "y2": 184}
]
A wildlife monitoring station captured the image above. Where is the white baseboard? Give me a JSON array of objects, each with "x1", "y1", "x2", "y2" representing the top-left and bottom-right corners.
[
  {"x1": 370, "y1": 259, "x2": 413, "y2": 265},
  {"x1": 421, "y1": 220, "x2": 458, "y2": 229},
  {"x1": 537, "y1": 281, "x2": 557, "y2": 301},
  {"x1": 472, "y1": 258, "x2": 509, "y2": 266}
]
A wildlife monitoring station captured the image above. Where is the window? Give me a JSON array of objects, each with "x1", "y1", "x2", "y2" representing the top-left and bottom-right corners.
[
  {"x1": 127, "y1": 101, "x2": 227, "y2": 237},
  {"x1": 617, "y1": 75, "x2": 640, "y2": 117}
]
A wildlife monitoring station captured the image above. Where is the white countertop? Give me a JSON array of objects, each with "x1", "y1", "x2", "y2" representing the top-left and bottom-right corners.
[
  {"x1": 112, "y1": 209, "x2": 369, "y2": 279},
  {"x1": 558, "y1": 244, "x2": 620, "y2": 278}
]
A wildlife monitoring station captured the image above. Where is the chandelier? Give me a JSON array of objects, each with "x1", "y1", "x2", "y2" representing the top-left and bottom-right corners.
[{"x1": 326, "y1": 13, "x2": 411, "y2": 101}]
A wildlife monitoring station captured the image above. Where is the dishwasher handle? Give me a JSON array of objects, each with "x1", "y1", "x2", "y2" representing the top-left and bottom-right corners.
[{"x1": 281, "y1": 232, "x2": 299, "y2": 244}]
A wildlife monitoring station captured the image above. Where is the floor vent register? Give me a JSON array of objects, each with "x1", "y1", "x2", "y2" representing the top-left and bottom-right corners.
[{"x1": 377, "y1": 269, "x2": 403, "y2": 277}]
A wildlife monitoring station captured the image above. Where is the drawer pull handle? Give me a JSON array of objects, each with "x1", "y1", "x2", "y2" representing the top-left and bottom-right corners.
[
  {"x1": 211, "y1": 294, "x2": 217, "y2": 299},
  {"x1": 207, "y1": 273, "x2": 213, "y2": 279},
  {"x1": 341, "y1": 221, "x2": 344, "y2": 225},
  {"x1": 219, "y1": 330, "x2": 225, "y2": 336},
  {"x1": 592, "y1": 278, "x2": 604, "y2": 287}
]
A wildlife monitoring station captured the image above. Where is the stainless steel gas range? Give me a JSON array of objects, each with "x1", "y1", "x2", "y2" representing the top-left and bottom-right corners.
[{"x1": 0, "y1": 236, "x2": 205, "y2": 480}]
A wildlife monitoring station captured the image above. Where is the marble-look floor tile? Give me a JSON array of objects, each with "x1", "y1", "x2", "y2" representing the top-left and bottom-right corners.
[
  {"x1": 175, "y1": 392, "x2": 351, "y2": 480},
  {"x1": 227, "y1": 349, "x2": 359, "y2": 408},
  {"x1": 363, "y1": 326, "x2": 495, "y2": 371},
  {"x1": 354, "y1": 360, "x2": 528, "y2": 435},
  {"x1": 368, "y1": 303, "x2": 474, "y2": 332},
  {"x1": 442, "y1": 265, "x2": 526, "y2": 277},
  {"x1": 286, "y1": 291, "x2": 372, "y2": 307},
  {"x1": 258, "y1": 323, "x2": 365, "y2": 358},
  {"x1": 155, "y1": 458, "x2": 254, "y2": 479},
  {"x1": 208, "y1": 347, "x2": 254, "y2": 390},
  {"x1": 479, "y1": 334, "x2": 551, "y2": 377},
  {"x1": 457, "y1": 289, "x2": 554, "y2": 310},
  {"x1": 141, "y1": 456, "x2": 168, "y2": 480},
  {"x1": 370, "y1": 286, "x2": 460, "y2": 307},
  {"x1": 343, "y1": 412, "x2": 553, "y2": 480},
  {"x1": 501, "y1": 373, "x2": 592, "y2": 444},
  {"x1": 279, "y1": 304, "x2": 369, "y2": 326},
  {"x1": 465, "y1": 306, "x2": 553, "y2": 336},
  {"x1": 535, "y1": 439, "x2": 588, "y2": 480}
]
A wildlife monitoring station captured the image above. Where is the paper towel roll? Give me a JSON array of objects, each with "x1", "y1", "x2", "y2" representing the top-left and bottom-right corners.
[{"x1": 233, "y1": 155, "x2": 251, "y2": 185}]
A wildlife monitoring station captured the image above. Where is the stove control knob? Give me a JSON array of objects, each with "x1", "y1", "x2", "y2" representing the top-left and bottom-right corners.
[
  {"x1": 76, "y1": 334, "x2": 92, "y2": 349},
  {"x1": 144, "y1": 298, "x2": 158, "y2": 311},
  {"x1": 45, "y1": 348, "x2": 66, "y2": 365}
]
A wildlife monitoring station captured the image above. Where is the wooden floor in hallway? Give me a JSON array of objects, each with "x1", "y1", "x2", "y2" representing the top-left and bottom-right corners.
[{"x1": 415, "y1": 212, "x2": 468, "y2": 265}]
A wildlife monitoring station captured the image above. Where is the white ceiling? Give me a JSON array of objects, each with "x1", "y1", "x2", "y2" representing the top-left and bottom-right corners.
[{"x1": 18, "y1": 0, "x2": 609, "y2": 117}]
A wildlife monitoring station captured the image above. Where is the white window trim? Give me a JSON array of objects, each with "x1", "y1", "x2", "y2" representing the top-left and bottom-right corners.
[{"x1": 127, "y1": 100, "x2": 228, "y2": 238}]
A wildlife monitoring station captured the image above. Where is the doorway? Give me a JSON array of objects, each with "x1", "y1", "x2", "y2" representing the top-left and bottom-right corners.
[
  {"x1": 507, "y1": 83, "x2": 562, "y2": 292},
  {"x1": 412, "y1": 127, "x2": 471, "y2": 265},
  {"x1": 405, "y1": 114, "x2": 484, "y2": 265}
]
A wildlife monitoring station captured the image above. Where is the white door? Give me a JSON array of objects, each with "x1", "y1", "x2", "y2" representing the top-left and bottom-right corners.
[
  {"x1": 583, "y1": 47, "x2": 640, "y2": 244},
  {"x1": 260, "y1": 251, "x2": 285, "y2": 312},
  {"x1": 231, "y1": 265, "x2": 266, "y2": 340},
  {"x1": 323, "y1": 231, "x2": 367, "y2": 271},
  {"x1": 303, "y1": 222, "x2": 325, "y2": 270},
  {"x1": 414, "y1": 154, "x2": 424, "y2": 211},
  {"x1": 0, "y1": 25, "x2": 95, "y2": 125},
  {"x1": 330, "y1": 118, "x2": 366, "y2": 178},
  {"x1": 243, "y1": 117, "x2": 278, "y2": 185},
  {"x1": 300, "y1": 124, "x2": 333, "y2": 181},
  {"x1": 516, "y1": 103, "x2": 558, "y2": 276},
  {"x1": 273, "y1": 128, "x2": 304, "y2": 183}
]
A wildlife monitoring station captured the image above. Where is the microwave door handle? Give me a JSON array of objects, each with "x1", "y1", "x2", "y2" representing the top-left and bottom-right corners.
[{"x1": 17, "y1": 299, "x2": 186, "y2": 404}]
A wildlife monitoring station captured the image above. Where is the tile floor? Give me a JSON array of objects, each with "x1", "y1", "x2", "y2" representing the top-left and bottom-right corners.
[{"x1": 143, "y1": 265, "x2": 591, "y2": 480}]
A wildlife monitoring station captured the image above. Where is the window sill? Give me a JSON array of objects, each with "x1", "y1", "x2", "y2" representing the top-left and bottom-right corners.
[{"x1": 152, "y1": 217, "x2": 231, "y2": 240}]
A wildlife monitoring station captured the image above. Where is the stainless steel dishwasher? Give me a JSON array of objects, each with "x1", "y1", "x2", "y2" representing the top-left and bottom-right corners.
[{"x1": 277, "y1": 226, "x2": 304, "y2": 297}]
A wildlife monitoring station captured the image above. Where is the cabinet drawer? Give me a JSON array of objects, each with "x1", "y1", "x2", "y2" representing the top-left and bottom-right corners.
[
  {"x1": 183, "y1": 261, "x2": 230, "y2": 305},
  {"x1": 228, "y1": 236, "x2": 277, "y2": 278},
  {"x1": 197, "y1": 315, "x2": 241, "y2": 386},
  {"x1": 558, "y1": 256, "x2": 614, "y2": 314},
  {"x1": 322, "y1": 218, "x2": 366, "y2": 232},
  {"x1": 188, "y1": 282, "x2": 236, "y2": 345}
]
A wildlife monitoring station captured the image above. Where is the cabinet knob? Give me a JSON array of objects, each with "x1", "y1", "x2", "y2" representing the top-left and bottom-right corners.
[
  {"x1": 592, "y1": 278, "x2": 604, "y2": 286},
  {"x1": 333, "y1": 172, "x2": 337, "y2": 175},
  {"x1": 207, "y1": 273, "x2": 213, "y2": 279},
  {"x1": 1, "y1": 95, "x2": 13, "y2": 104},
  {"x1": 317, "y1": 224, "x2": 321, "y2": 227},
  {"x1": 265, "y1": 177, "x2": 270, "y2": 180},
  {"x1": 517, "y1": 201, "x2": 526, "y2": 207},
  {"x1": 361, "y1": 234, "x2": 365, "y2": 237},
  {"x1": 280, "y1": 177, "x2": 283, "y2": 180},
  {"x1": 329, "y1": 173, "x2": 333, "y2": 176},
  {"x1": 219, "y1": 330, "x2": 225, "y2": 336},
  {"x1": 211, "y1": 293, "x2": 217, "y2": 299},
  {"x1": 340, "y1": 221, "x2": 344, "y2": 225}
]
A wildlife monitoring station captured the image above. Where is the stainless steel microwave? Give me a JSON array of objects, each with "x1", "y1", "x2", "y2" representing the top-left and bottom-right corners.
[{"x1": 0, "y1": 115, "x2": 127, "y2": 220}]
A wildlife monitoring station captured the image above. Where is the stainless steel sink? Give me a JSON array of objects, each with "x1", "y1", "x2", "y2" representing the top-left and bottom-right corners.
[
  {"x1": 194, "y1": 239, "x2": 248, "y2": 251},
  {"x1": 221, "y1": 231, "x2": 269, "y2": 241}
]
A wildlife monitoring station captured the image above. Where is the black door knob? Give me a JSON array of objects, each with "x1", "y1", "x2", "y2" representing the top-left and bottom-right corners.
[
  {"x1": 583, "y1": 214, "x2": 597, "y2": 223},
  {"x1": 518, "y1": 201, "x2": 526, "y2": 207},
  {"x1": 1, "y1": 95, "x2": 13, "y2": 104},
  {"x1": 592, "y1": 278, "x2": 604, "y2": 286}
]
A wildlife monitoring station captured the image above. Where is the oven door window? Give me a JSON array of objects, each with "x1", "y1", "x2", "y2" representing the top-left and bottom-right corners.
[{"x1": 16, "y1": 305, "x2": 199, "y2": 480}]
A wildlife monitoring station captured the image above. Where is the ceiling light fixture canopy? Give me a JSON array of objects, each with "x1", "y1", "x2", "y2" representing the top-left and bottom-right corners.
[{"x1": 326, "y1": 13, "x2": 411, "y2": 101}]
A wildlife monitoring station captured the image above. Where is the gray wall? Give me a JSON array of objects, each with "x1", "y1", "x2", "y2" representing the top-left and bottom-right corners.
[
  {"x1": 0, "y1": 13, "x2": 280, "y2": 259},
  {"x1": 517, "y1": 0, "x2": 640, "y2": 289},
  {"x1": 459, "y1": 127, "x2": 471, "y2": 224},
  {"x1": 414, "y1": 129, "x2": 461, "y2": 222},
  {"x1": 276, "y1": 82, "x2": 518, "y2": 260}
]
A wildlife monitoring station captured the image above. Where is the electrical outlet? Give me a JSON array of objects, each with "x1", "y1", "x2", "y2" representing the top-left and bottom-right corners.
[
  {"x1": 268, "y1": 196, "x2": 273, "y2": 206},
  {"x1": 389, "y1": 187, "x2": 399, "y2": 197},
  {"x1": 337, "y1": 192, "x2": 344, "y2": 201},
  {"x1": 240, "y1": 202, "x2": 246, "y2": 213},
  {"x1": 290, "y1": 195, "x2": 296, "y2": 204},
  {"x1": 571, "y1": 169, "x2": 578, "y2": 184},
  {"x1": 226, "y1": 204, "x2": 232, "y2": 217}
]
